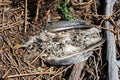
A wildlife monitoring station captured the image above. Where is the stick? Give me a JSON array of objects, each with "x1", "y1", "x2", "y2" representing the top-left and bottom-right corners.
[
  {"x1": 25, "y1": 0, "x2": 28, "y2": 32},
  {"x1": 7, "y1": 72, "x2": 55, "y2": 78},
  {"x1": 35, "y1": 0, "x2": 41, "y2": 23},
  {"x1": 105, "y1": 0, "x2": 119, "y2": 80}
]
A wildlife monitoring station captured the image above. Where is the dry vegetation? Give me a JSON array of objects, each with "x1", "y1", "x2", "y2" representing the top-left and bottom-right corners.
[{"x1": 0, "y1": 0, "x2": 120, "y2": 80}]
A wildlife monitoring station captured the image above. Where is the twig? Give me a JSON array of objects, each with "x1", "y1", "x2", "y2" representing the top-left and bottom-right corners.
[
  {"x1": 0, "y1": 20, "x2": 24, "y2": 32},
  {"x1": 43, "y1": 9, "x2": 50, "y2": 20},
  {"x1": 93, "y1": 0, "x2": 97, "y2": 15},
  {"x1": 35, "y1": 0, "x2": 41, "y2": 23},
  {"x1": 96, "y1": 25, "x2": 116, "y2": 33},
  {"x1": 2, "y1": 67, "x2": 12, "y2": 78},
  {"x1": 6, "y1": 72, "x2": 55, "y2": 78},
  {"x1": 48, "y1": 65, "x2": 72, "y2": 80},
  {"x1": 71, "y1": 0, "x2": 92, "y2": 6},
  {"x1": 112, "y1": 9, "x2": 120, "y2": 16},
  {"x1": 105, "y1": 0, "x2": 119, "y2": 80},
  {"x1": 93, "y1": 55, "x2": 99, "y2": 80},
  {"x1": 25, "y1": 0, "x2": 28, "y2": 32},
  {"x1": 31, "y1": 48, "x2": 47, "y2": 64},
  {"x1": 2, "y1": 0, "x2": 5, "y2": 31}
]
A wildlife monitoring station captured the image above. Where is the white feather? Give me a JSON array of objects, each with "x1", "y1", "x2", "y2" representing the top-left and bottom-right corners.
[{"x1": 63, "y1": 44, "x2": 79, "y2": 53}]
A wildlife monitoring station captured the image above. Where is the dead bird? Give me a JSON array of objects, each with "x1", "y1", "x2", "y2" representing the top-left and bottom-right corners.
[{"x1": 17, "y1": 20, "x2": 105, "y2": 65}]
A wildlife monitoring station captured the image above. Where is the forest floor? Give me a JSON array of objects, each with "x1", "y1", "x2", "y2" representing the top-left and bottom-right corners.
[{"x1": 0, "y1": 0, "x2": 120, "y2": 80}]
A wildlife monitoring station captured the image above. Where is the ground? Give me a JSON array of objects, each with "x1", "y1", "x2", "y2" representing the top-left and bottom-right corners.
[{"x1": 0, "y1": 0, "x2": 120, "y2": 80}]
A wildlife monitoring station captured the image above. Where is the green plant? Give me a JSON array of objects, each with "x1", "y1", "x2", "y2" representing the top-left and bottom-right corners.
[{"x1": 57, "y1": 0, "x2": 75, "y2": 20}]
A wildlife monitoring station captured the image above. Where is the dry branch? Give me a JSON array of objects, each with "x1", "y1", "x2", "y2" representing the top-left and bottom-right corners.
[{"x1": 105, "y1": 0, "x2": 119, "y2": 80}]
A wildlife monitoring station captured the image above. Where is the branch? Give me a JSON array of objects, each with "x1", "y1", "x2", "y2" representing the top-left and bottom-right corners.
[{"x1": 105, "y1": 0, "x2": 119, "y2": 80}]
